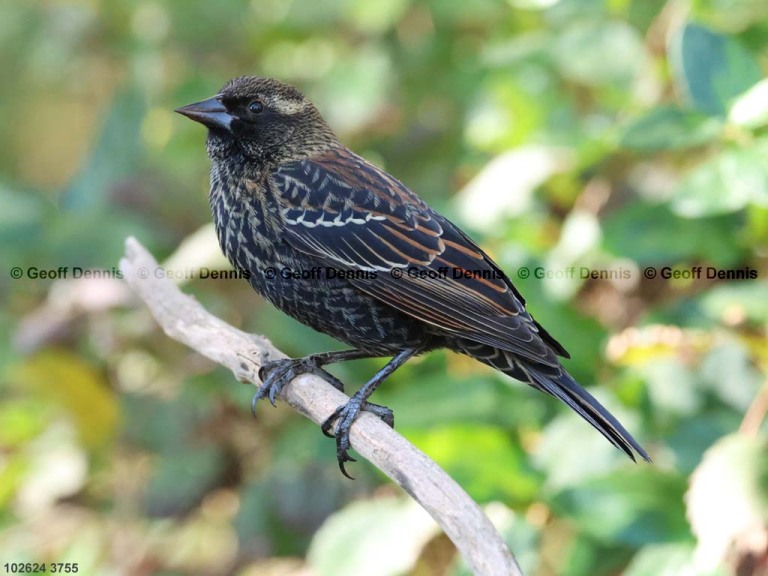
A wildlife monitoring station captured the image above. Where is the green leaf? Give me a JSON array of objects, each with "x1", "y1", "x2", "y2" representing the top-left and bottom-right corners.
[
  {"x1": 307, "y1": 498, "x2": 439, "y2": 576},
  {"x1": 407, "y1": 425, "x2": 542, "y2": 503},
  {"x1": 0, "y1": 453, "x2": 28, "y2": 508},
  {"x1": 533, "y1": 395, "x2": 644, "y2": 492},
  {"x1": 672, "y1": 141, "x2": 768, "y2": 216},
  {"x1": 691, "y1": 0, "x2": 768, "y2": 31},
  {"x1": 602, "y1": 201, "x2": 743, "y2": 266},
  {"x1": 640, "y1": 358, "x2": 701, "y2": 417},
  {"x1": 144, "y1": 444, "x2": 226, "y2": 517},
  {"x1": 667, "y1": 417, "x2": 735, "y2": 475},
  {"x1": 311, "y1": 46, "x2": 392, "y2": 133},
  {"x1": 60, "y1": 87, "x2": 145, "y2": 211},
  {"x1": 341, "y1": 0, "x2": 409, "y2": 33},
  {"x1": 623, "y1": 543, "x2": 698, "y2": 576},
  {"x1": 699, "y1": 341, "x2": 763, "y2": 411},
  {"x1": 0, "y1": 399, "x2": 47, "y2": 446},
  {"x1": 620, "y1": 106, "x2": 722, "y2": 151},
  {"x1": 14, "y1": 351, "x2": 119, "y2": 449},
  {"x1": 686, "y1": 434, "x2": 768, "y2": 568},
  {"x1": 700, "y1": 281, "x2": 768, "y2": 323},
  {"x1": 729, "y1": 78, "x2": 768, "y2": 129},
  {"x1": 378, "y1": 371, "x2": 517, "y2": 430},
  {"x1": 550, "y1": 468, "x2": 691, "y2": 546},
  {"x1": 0, "y1": 185, "x2": 45, "y2": 255},
  {"x1": 552, "y1": 20, "x2": 647, "y2": 87},
  {"x1": 669, "y1": 22, "x2": 762, "y2": 116},
  {"x1": 234, "y1": 482, "x2": 271, "y2": 546}
]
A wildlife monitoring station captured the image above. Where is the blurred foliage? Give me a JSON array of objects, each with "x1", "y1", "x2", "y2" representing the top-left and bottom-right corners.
[{"x1": 1, "y1": 0, "x2": 768, "y2": 574}]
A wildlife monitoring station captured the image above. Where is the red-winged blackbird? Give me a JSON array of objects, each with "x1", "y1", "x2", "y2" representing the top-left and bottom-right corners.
[{"x1": 177, "y1": 76, "x2": 650, "y2": 477}]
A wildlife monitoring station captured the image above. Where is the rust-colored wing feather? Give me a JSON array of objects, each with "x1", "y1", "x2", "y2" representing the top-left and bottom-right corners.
[{"x1": 270, "y1": 148, "x2": 568, "y2": 365}]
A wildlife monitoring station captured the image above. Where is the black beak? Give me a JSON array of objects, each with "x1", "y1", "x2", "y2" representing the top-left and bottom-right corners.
[{"x1": 175, "y1": 95, "x2": 233, "y2": 131}]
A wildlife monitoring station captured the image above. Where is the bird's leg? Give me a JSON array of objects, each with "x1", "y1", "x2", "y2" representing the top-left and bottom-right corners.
[
  {"x1": 321, "y1": 346, "x2": 422, "y2": 479},
  {"x1": 253, "y1": 349, "x2": 389, "y2": 413},
  {"x1": 308, "y1": 371, "x2": 396, "y2": 425}
]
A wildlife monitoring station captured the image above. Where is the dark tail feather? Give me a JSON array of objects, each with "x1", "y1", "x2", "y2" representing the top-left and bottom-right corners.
[
  {"x1": 455, "y1": 341, "x2": 650, "y2": 462},
  {"x1": 519, "y1": 361, "x2": 651, "y2": 462}
]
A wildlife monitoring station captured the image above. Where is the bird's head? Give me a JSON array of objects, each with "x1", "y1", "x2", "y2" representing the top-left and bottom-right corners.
[{"x1": 176, "y1": 76, "x2": 336, "y2": 164}]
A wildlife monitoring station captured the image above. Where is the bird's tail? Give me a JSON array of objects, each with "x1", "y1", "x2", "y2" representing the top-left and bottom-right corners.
[{"x1": 457, "y1": 342, "x2": 651, "y2": 462}]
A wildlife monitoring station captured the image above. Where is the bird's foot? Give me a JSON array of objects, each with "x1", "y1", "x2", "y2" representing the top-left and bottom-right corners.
[
  {"x1": 321, "y1": 399, "x2": 394, "y2": 479},
  {"x1": 253, "y1": 357, "x2": 344, "y2": 414}
]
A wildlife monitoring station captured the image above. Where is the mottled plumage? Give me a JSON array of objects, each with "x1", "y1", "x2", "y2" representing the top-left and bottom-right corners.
[{"x1": 177, "y1": 76, "x2": 650, "y2": 476}]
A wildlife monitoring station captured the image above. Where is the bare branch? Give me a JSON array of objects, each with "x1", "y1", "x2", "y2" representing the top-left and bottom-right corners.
[{"x1": 119, "y1": 236, "x2": 523, "y2": 576}]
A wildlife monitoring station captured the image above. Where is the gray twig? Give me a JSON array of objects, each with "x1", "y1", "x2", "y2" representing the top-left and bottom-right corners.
[{"x1": 119, "y1": 236, "x2": 523, "y2": 576}]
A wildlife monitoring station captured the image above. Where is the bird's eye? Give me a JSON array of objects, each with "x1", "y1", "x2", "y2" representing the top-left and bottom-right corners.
[{"x1": 248, "y1": 100, "x2": 264, "y2": 114}]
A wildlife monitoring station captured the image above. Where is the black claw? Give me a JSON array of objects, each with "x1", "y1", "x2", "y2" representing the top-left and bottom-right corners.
[
  {"x1": 337, "y1": 427, "x2": 357, "y2": 479},
  {"x1": 322, "y1": 405, "x2": 358, "y2": 478},
  {"x1": 267, "y1": 379, "x2": 281, "y2": 406},
  {"x1": 251, "y1": 376, "x2": 276, "y2": 417},
  {"x1": 338, "y1": 457, "x2": 356, "y2": 480},
  {"x1": 336, "y1": 446, "x2": 357, "y2": 480},
  {"x1": 331, "y1": 402, "x2": 362, "y2": 478},
  {"x1": 256, "y1": 358, "x2": 314, "y2": 412}
]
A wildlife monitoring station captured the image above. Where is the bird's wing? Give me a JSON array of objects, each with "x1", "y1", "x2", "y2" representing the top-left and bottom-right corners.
[{"x1": 269, "y1": 148, "x2": 567, "y2": 365}]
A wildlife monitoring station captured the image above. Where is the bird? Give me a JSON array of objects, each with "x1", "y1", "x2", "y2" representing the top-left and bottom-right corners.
[{"x1": 176, "y1": 76, "x2": 650, "y2": 477}]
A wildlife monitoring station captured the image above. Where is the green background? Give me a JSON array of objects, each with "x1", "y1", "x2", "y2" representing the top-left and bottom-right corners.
[{"x1": 1, "y1": 0, "x2": 767, "y2": 574}]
